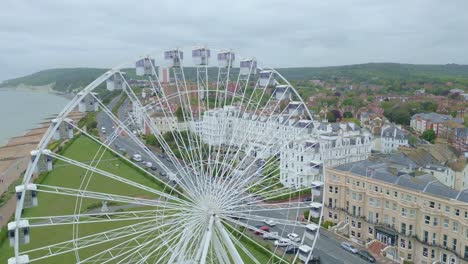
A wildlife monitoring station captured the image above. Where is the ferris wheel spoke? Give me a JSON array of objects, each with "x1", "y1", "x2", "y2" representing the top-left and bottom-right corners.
[
  {"x1": 22, "y1": 219, "x2": 157, "y2": 261},
  {"x1": 24, "y1": 209, "x2": 175, "y2": 227},
  {"x1": 45, "y1": 150, "x2": 189, "y2": 205},
  {"x1": 66, "y1": 116, "x2": 191, "y2": 201},
  {"x1": 34, "y1": 184, "x2": 193, "y2": 211},
  {"x1": 224, "y1": 226, "x2": 261, "y2": 264},
  {"x1": 219, "y1": 219, "x2": 290, "y2": 264}
]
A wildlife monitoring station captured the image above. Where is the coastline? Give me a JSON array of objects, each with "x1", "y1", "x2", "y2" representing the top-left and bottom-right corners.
[{"x1": 0, "y1": 83, "x2": 76, "y2": 100}]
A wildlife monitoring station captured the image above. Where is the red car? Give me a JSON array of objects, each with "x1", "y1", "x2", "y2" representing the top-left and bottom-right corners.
[{"x1": 254, "y1": 226, "x2": 270, "y2": 235}]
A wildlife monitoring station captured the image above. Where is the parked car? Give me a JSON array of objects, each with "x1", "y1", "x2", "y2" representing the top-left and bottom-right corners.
[
  {"x1": 262, "y1": 232, "x2": 278, "y2": 240},
  {"x1": 132, "y1": 154, "x2": 142, "y2": 162},
  {"x1": 340, "y1": 242, "x2": 358, "y2": 254},
  {"x1": 158, "y1": 153, "x2": 165, "y2": 158},
  {"x1": 254, "y1": 226, "x2": 270, "y2": 235},
  {"x1": 144, "y1": 161, "x2": 152, "y2": 168},
  {"x1": 303, "y1": 196, "x2": 312, "y2": 202},
  {"x1": 160, "y1": 172, "x2": 167, "y2": 177},
  {"x1": 357, "y1": 250, "x2": 376, "y2": 263},
  {"x1": 285, "y1": 245, "x2": 299, "y2": 254},
  {"x1": 101, "y1": 127, "x2": 106, "y2": 134},
  {"x1": 150, "y1": 165, "x2": 157, "y2": 171},
  {"x1": 263, "y1": 219, "x2": 276, "y2": 227},
  {"x1": 287, "y1": 233, "x2": 300, "y2": 242},
  {"x1": 274, "y1": 238, "x2": 291, "y2": 247}
]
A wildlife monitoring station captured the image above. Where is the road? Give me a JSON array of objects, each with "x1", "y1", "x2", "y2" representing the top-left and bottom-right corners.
[{"x1": 96, "y1": 96, "x2": 369, "y2": 264}]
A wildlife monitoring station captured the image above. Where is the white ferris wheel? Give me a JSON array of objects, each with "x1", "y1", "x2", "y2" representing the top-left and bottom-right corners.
[{"x1": 8, "y1": 47, "x2": 325, "y2": 264}]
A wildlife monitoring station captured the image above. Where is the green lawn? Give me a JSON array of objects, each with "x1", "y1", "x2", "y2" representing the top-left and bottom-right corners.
[{"x1": 0, "y1": 136, "x2": 282, "y2": 263}]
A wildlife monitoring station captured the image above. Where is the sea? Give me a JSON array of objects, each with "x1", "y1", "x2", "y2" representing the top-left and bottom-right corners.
[{"x1": 0, "y1": 89, "x2": 70, "y2": 146}]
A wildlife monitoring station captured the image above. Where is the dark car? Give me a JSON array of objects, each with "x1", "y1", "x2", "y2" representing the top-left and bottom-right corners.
[
  {"x1": 303, "y1": 196, "x2": 312, "y2": 202},
  {"x1": 150, "y1": 165, "x2": 157, "y2": 171},
  {"x1": 285, "y1": 245, "x2": 299, "y2": 254},
  {"x1": 357, "y1": 250, "x2": 376, "y2": 263}
]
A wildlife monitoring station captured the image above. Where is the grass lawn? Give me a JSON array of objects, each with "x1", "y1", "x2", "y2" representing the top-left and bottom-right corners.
[{"x1": 0, "y1": 136, "x2": 281, "y2": 263}]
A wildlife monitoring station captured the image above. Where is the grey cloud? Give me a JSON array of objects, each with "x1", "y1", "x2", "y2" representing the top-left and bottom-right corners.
[{"x1": 1, "y1": 0, "x2": 467, "y2": 81}]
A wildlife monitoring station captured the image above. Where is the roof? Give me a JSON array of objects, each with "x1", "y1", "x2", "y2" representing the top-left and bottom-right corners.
[
  {"x1": 411, "y1": 112, "x2": 463, "y2": 124},
  {"x1": 382, "y1": 126, "x2": 408, "y2": 140},
  {"x1": 333, "y1": 159, "x2": 468, "y2": 203}
]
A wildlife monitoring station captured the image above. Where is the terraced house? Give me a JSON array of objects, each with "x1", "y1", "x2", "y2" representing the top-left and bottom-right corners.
[{"x1": 325, "y1": 159, "x2": 468, "y2": 264}]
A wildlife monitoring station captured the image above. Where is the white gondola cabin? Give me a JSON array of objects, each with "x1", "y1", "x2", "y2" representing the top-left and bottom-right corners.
[
  {"x1": 51, "y1": 118, "x2": 73, "y2": 140},
  {"x1": 309, "y1": 202, "x2": 322, "y2": 219},
  {"x1": 192, "y1": 47, "x2": 210, "y2": 65},
  {"x1": 7, "y1": 255, "x2": 30, "y2": 264},
  {"x1": 311, "y1": 181, "x2": 324, "y2": 197},
  {"x1": 164, "y1": 49, "x2": 183, "y2": 67},
  {"x1": 106, "y1": 73, "x2": 126, "y2": 91},
  {"x1": 259, "y1": 70, "x2": 275, "y2": 87},
  {"x1": 217, "y1": 51, "x2": 235, "y2": 68},
  {"x1": 239, "y1": 58, "x2": 257, "y2": 75},
  {"x1": 8, "y1": 220, "x2": 30, "y2": 246},
  {"x1": 135, "y1": 57, "x2": 155, "y2": 76},
  {"x1": 273, "y1": 85, "x2": 292, "y2": 100},
  {"x1": 30, "y1": 150, "x2": 52, "y2": 173},
  {"x1": 298, "y1": 245, "x2": 313, "y2": 263},
  {"x1": 15, "y1": 184, "x2": 38, "y2": 208},
  {"x1": 287, "y1": 101, "x2": 305, "y2": 116},
  {"x1": 78, "y1": 92, "x2": 98, "y2": 112},
  {"x1": 304, "y1": 223, "x2": 319, "y2": 242}
]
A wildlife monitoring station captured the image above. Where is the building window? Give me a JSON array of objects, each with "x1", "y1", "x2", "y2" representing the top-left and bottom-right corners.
[
  {"x1": 357, "y1": 222, "x2": 361, "y2": 228},
  {"x1": 369, "y1": 198, "x2": 374, "y2": 206},
  {"x1": 368, "y1": 227, "x2": 373, "y2": 235},
  {"x1": 335, "y1": 187, "x2": 338, "y2": 194},
  {"x1": 329, "y1": 186, "x2": 333, "y2": 193},
  {"x1": 452, "y1": 238, "x2": 457, "y2": 251},
  {"x1": 385, "y1": 201, "x2": 389, "y2": 209},
  {"x1": 422, "y1": 247, "x2": 428, "y2": 258},
  {"x1": 443, "y1": 218, "x2": 449, "y2": 228},
  {"x1": 446, "y1": 205, "x2": 450, "y2": 213},
  {"x1": 408, "y1": 240, "x2": 412, "y2": 250},
  {"x1": 429, "y1": 201, "x2": 435, "y2": 208},
  {"x1": 408, "y1": 225, "x2": 413, "y2": 235},
  {"x1": 401, "y1": 223, "x2": 406, "y2": 234},
  {"x1": 423, "y1": 231, "x2": 429, "y2": 243},
  {"x1": 394, "y1": 191, "x2": 398, "y2": 198},
  {"x1": 432, "y1": 233, "x2": 437, "y2": 245},
  {"x1": 401, "y1": 208, "x2": 407, "y2": 217},
  {"x1": 400, "y1": 239, "x2": 406, "y2": 248},
  {"x1": 455, "y1": 208, "x2": 460, "y2": 216},
  {"x1": 453, "y1": 221, "x2": 459, "y2": 232},
  {"x1": 431, "y1": 249, "x2": 435, "y2": 259},
  {"x1": 443, "y1": 234, "x2": 448, "y2": 247},
  {"x1": 392, "y1": 203, "x2": 397, "y2": 211},
  {"x1": 424, "y1": 215, "x2": 431, "y2": 224}
]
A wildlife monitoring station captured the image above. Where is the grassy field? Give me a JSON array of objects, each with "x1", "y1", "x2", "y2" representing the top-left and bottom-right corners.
[{"x1": 0, "y1": 136, "x2": 280, "y2": 263}]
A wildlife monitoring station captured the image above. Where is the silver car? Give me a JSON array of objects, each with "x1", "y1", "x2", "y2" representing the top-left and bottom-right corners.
[{"x1": 340, "y1": 242, "x2": 358, "y2": 254}]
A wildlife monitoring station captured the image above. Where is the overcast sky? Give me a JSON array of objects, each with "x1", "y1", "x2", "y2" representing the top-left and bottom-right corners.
[{"x1": 1, "y1": 0, "x2": 467, "y2": 81}]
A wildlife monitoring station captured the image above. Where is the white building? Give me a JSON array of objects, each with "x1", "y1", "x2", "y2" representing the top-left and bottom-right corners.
[{"x1": 373, "y1": 125, "x2": 409, "y2": 153}]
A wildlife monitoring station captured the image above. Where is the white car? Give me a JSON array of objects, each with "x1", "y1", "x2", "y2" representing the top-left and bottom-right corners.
[
  {"x1": 274, "y1": 238, "x2": 291, "y2": 247},
  {"x1": 262, "y1": 232, "x2": 278, "y2": 240},
  {"x1": 287, "y1": 233, "x2": 300, "y2": 242},
  {"x1": 145, "y1": 161, "x2": 153, "y2": 168},
  {"x1": 263, "y1": 219, "x2": 276, "y2": 227},
  {"x1": 132, "y1": 154, "x2": 142, "y2": 162},
  {"x1": 340, "y1": 242, "x2": 358, "y2": 254},
  {"x1": 101, "y1": 127, "x2": 106, "y2": 134}
]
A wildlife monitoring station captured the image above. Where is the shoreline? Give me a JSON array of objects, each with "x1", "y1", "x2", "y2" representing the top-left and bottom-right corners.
[{"x1": 0, "y1": 84, "x2": 75, "y2": 100}]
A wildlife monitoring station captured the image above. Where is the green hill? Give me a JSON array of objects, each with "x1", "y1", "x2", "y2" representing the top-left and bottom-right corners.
[{"x1": 2, "y1": 63, "x2": 468, "y2": 93}]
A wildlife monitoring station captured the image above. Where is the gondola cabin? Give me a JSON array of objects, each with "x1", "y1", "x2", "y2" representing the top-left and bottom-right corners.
[
  {"x1": 30, "y1": 150, "x2": 52, "y2": 173},
  {"x1": 192, "y1": 47, "x2": 210, "y2": 65},
  {"x1": 8, "y1": 220, "x2": 30, "y2": 246},
  {"x1": 78, "y1": 92, "x2": 99, "y2": 112},
  {"x1": 309, "y1": 202, "x2": 322, "y2": 219},
  {"x1": 304, "y1": 223, "x2": 319, "y2": 242},
  {"x1": 311, "y1": 181, "x2": 324, "y2": 197},
  {"x1": 259, "y1": 70, "x2": 275, "y2": 87},
  {"x1": 164, "y1": 49, "x2": 183, "y2": 67},
  {"x1": 287, "y1": 101, "x2": 305, "y2": 116},
  {"x1": 239, "y1": 58, "x2": 257, "y2": 75},
  {"x1": 7, "y1": 255, "x2": 29, "y2": 264},
  {"x1": 51, "y1": 118, "x2": 73, "y2": 140},
  {"x1": 135, "y1": 57, "x2": 155, "y2": 76},
  {"x1": 15, "y1": 184, "x2": 38, "y2": 208},
  {"x1": 217, "y1": 51, "x2": 235, "y2": 68},
  {"x1": 106, "y1": 73, "x2": 126, "y2": 91},
  {"x1": 273, "y1": 85, "x2": 292, "y2": 100}
]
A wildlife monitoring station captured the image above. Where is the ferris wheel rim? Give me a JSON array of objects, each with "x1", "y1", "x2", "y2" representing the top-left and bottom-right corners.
[{"x1": 11, "y1": 46, "x2": 324, "y2": 264}]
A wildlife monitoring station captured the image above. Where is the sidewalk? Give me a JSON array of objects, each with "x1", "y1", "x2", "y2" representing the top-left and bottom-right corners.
[{"x1": 320, "y1": 228, "x2": 396, "y2": 264}]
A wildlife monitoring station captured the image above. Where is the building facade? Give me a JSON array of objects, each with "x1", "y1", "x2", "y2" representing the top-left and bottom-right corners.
[{"x1": 325, "y1": 160, "x2": 468, "y2": 264}]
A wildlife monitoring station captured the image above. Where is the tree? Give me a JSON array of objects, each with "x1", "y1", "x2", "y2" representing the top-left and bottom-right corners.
[
  {"x1": 327, "y1": 110, "x2": 341, "y2": 122},
  {"x1": 175, "y1": 107, "x2": 184, "y2": 122},
  {"x1": 145, "y1": 134, "x2": 158, "y2": 146},
  {"x1": 421, "y1": 129, "x2": 436, "y2": 144},
  {"x1": 343, "y1": 111, "x2": 353, "y2": 118}
]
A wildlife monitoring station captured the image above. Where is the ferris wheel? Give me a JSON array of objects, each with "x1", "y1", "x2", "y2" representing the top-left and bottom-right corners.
[{"x1": 8, "y1": 47, "x2": 325, "y2": 264}]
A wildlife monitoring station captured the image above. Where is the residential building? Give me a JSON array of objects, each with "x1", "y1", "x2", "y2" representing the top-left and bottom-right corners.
[
  {"x1": 373, "y1": 125, "x2": 409, "y2": 153},
  {"x1": 325, "y1": 159, "x2": 468, "y2": 264},
  {"x1": 410, "y1": 113, "x2": 463, "y2": 136}
]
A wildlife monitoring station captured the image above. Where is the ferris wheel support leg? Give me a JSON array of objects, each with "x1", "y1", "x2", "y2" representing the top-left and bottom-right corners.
[
  {"x1": 199, "y1": 214, "x2": 215, "y2": 264},
  {"x1": 214, "y1": 216, "x2": 244, "y2": 264}
]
